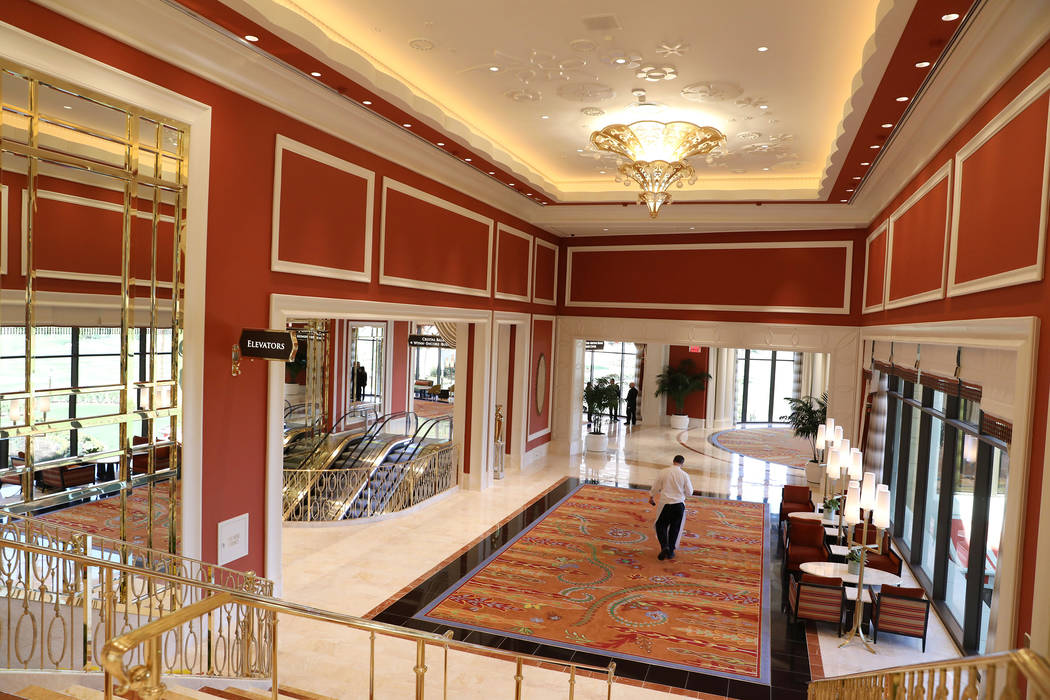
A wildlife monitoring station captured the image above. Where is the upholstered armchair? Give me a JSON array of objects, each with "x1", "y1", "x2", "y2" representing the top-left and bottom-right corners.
[
  {"x1": 132, "y1": 435, "x2": 172, "y2": 475},
  {"x1": 849, "y1": 525, "x2": 903, "y2": 577},
  {"x1": 873, "y1": 586, "x2": 931, "y2": 651},
  {"x1": 779, "y1": 485, "x2": 816, "y2": 531},
  {"x1": 786, "y1": 519, "x2": 830, "y2": 576},
  {"x1": 787, "y1": 573, "x2": 847, "y2": 634}
]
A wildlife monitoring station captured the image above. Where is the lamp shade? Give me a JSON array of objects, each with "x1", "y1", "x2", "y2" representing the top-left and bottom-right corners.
[
  {"x1": 844, "y1": 481, "x2": 861, "y2": 525},
  {"x1": 815, "y1": 424, "x2": 826, "y2": 450},
  {"x1": 826, "y1": 448, "x2": 840, "y2": 475},
  {"x1": 848, "y1": 450, "x2": 863, "y2": 480},
  {"x1": 874, "y1": 488, "x2": 891, "y2": 529},
  {"x1": 833, "y1": 425, "x2": 843, "y2": 447},
  {"x1": 860, "y1": 472, "x2": 877, "y2": 511},
  {"x1": 839, "y1": 438, "x2": 850, "y2": 456},
  {"x1": 37, "y1": 395, "x2": 51, "y2": 414},
  {"x1": 963, "y1": 434, "x2": 979, "y2": 464}
]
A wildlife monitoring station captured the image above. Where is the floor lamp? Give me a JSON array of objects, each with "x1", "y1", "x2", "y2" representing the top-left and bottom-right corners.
[{"x1": 840, "y1": 471, "x2": 891, "y2": 653}]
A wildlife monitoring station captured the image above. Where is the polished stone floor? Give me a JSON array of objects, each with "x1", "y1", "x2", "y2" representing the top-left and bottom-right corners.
[{"x1": 278, "y1": 422, "x2": 961, "y2": 699}]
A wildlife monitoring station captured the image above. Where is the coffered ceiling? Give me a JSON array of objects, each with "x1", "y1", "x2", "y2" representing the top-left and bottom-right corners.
[{"x1": 214, "y1": 0, "x2": 957, "y2": 205}]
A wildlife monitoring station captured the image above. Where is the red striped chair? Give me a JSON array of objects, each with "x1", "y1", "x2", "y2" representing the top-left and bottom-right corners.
[
  {"x1": 787, "y1": 573, "x2": 847, "y2": 635},
  {"x1": 872, "y1": 586, "x2": 931, "y2": 651}
]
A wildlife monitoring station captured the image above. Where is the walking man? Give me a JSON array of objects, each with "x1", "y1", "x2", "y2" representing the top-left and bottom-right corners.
[
  {"x1": 648, "y1": 455, "x2": 693, "y2": 560},
  {"x1": 625, "y1": 382, "x2": 638, "y2": 427}
]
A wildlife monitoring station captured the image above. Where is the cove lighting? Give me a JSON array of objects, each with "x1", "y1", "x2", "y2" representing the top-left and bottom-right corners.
[
  {"x1": 942, "y1": 13, "x2": 960, "y2": 21},
  {"x1": 244, "y1": 34, "x2": 259, "y2": 42},
  {"x1": 916, "y1": 61, "x2": 931, "y2": 68}
]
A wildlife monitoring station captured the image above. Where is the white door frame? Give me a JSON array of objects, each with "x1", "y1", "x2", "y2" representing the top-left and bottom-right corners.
[
  {"x1": 492, "y1": 311, "x2": 530, "y2": 472},
  {"x1": 267, "y1": 294, "x2": 492, "y2": 592}
]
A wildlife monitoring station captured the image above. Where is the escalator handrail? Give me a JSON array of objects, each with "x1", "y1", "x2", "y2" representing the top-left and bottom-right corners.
[
  {"x1": 339, "y1": 411, "x2": 417, "y2": 468},
  {"x1": 287, "y1": 405, "x2": 381, "y2": 473},
  {"x1": 402, "y1": 416, "x2": 453, "y2": 463}
]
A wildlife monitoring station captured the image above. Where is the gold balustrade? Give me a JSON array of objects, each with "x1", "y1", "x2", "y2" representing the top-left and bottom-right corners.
[
  {"x1": 807, "y1": 648, "x2": 1050, "y2": 699},
  {"x1": 284, "y1": 443, "x2": 458, "y2": 522},
  {"x1": 0, "y1": 507, "x2": 273, "y2": 596},
  {"x1": 0, "y1": 533, "x2": 273, "y2": 678}
]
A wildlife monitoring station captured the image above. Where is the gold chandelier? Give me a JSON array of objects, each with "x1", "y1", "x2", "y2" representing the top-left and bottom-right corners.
[{"x1": 590, "y1": 120, "x2": 726, "y2": 218}]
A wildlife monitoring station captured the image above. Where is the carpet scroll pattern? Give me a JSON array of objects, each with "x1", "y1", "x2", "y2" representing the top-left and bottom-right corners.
[
  {"x1": 419, "y1": 484, "x2": 767, "y2": 680},
  {"x1": 710, "y1": 427, "x2": 814, "y2": 470}
]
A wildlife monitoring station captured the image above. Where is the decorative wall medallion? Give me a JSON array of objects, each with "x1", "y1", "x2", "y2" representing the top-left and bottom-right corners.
[
  {"x1": 680, "y1": 81, "x2": 743, "y2": 102},
  {"x1": 505, "y1": 88, "x2": 542, "y2": 101},
  {"x1": 569, "y1": 39, "x2": 599, "y2": 53},
  {"x1": 656, "y1": 41, "x2": 689, "y2": 57},
  {"x1": 736, "y1": 131, "x2": 762, "y2": 141},
  {"x1": 601, "y1": 50, "x2": 643, "y2": 69},
  {"x1": 535, "y1": 353, "x2": 547, "y2": 415},
  {"x1": 580, "y1": 106, "x2": 605, "y2": 117},
  {"x1": 409, "y1": 38, "x2": 435, "y2": 51},
  {"x1": 556, "y1": 82, "x2": 614, "y2": 102},
  {"x1": 636, "y1": 64, "x2": 678, "y2": 81}
]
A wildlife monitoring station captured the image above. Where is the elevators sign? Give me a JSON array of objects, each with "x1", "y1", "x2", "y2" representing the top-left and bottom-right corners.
[
  {"x1": 239, "y1": 329, "x2": 298, "y2": 361},
  {"x1": 409, "y1": 334, "x2": 450, "y2": 348}
]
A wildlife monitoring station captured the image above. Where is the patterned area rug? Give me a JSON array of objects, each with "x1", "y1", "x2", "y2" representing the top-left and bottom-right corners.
[
  {"x1": 418, "y1": 484, "x2": 769, "y2": 681},
  {"x1": 34, "y1": 484, "x2": 179, "y2": 551},
  {"x1": 710, "y1": 427, "x2": 814, "y2": 470}
]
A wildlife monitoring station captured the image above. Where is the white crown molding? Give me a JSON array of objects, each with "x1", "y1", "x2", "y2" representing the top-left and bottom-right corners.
[
  {"x1": 531, "y1": 238, "x2": 559, "y2": 306},
  {"x1": 493, "y1": 224, "x2": 533, "y2": 303},
  {"x1": 30, "y1": 0, "x2": 541, "y2": 225},
  {"x1": 379, "y1": 177, "x2": 494, "y2": 298},
  {"x1": 270, "y1": 133, "x2": 375, "y2": 283},
  {"x1": 852, "y1": 0, "x2": 1050, "y2": 224},
  {"x1": 564, "y1": 241, "x2": 853, "y2": 314},
  {"x1": 884, "y1": 161, "x2": 952, "y2": 311},
  {"x1": 861, "y1": 221, "x2": 888, "y2": 314},
  {"x1": 946, "y1": 68, "x2": 1050, "y2": 298}
]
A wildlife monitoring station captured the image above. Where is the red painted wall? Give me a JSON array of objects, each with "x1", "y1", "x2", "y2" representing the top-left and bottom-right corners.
[
  {"x1": 665, "y1": 346, "x2": 709, "y2": 419},
  {"x1": 496, "y1": 228, "x2": 531, "y2": 299},
  {"x1": 390, "y1": 321, "x2": 409, "y2": 414},
  {"x1": 886, "y1": 175, "x2": 950, "y2": 303},
  {"x1": 861, "y1": 38, "x2": 1050, "y2": 650},
  {"x1": 1, "y1": 0, "x2": 560, "y2": 575},
  {"x1": 527, "y1": 317, "x2": 554, "y2": 450}
]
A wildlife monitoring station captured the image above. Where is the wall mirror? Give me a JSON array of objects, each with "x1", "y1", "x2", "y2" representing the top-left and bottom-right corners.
[{"x1": 535, "y1": 353, "x2": 547, "y2": 415}]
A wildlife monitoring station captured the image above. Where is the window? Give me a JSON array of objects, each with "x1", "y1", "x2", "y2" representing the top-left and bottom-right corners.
[
  {"x1": 583, "y1": 342, "x2": 643, "y2": 418},
  {"x1": 413, "y1": 325, "x2": 455, "y2": 390},
  {"x1": 735, "y1": 349, "x2": 799, "y2": 423}
]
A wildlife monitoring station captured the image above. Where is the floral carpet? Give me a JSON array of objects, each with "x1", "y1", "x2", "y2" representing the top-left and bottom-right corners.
[
  {"x1": 418, "y1": 484, "x2": 768, "y2": 681},
  {"x1": 710, "y1": 427, "x2": 814, "y2": 470},
  {"x1": 34, "y1": 484, "x2": 179, "y2": 551}
]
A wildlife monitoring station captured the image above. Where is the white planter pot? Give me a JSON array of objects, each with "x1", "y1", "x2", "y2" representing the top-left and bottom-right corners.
[
  {"x1": 585, "y1": 432, "x2": 609, "y2": 452},
  {"x1": 669, "y1": 414, "x2": 690, "y2": 430},
  {"x1": 805, "y1": 461, "x2": 824, "y2": 485}
]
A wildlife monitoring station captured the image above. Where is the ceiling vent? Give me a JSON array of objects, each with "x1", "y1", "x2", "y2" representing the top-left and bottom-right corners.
[{"x1": 581, "y1": 14, "x2": 621, "y2": 31}]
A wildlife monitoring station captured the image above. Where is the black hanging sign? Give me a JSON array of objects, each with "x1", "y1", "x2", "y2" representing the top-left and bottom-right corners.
[
  {"x1": 239, "y1": 329, "x2": 298, "y2": 361},
  {"x1": 409, "y1": 334, "x2": 450, "y2": 348},
  {"x1": 585, "y1": 341, "x2": 605, "y2": 351}
]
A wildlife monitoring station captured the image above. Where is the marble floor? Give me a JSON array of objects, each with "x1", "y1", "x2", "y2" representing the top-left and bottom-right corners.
[{"x1": 278, "y1": 422, "x2": 961, "y2": 698}]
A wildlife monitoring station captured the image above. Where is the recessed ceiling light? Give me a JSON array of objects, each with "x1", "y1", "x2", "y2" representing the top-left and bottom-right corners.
[
  {"x1": 915, "y1": 61, "x2": 931, "y2": 68},
  {"x1": 488, "y1": 65, "x2": 500, "y2": 72},
  {"x1": 853, "y1": 176, "x2": 862, "y2": 180},
  {"x1": 841, "y1": 199, "x2": 848, "y2": 202},
  {"x1": 540, "y1": 115, "x2": 549, "y2": 119},
  {"x1": 526, "y1": 193, "x2": 532, "y2": 196},
  {"x1": 464, "y1": 157, "x2": 472, "y2": 162},
  {"x1": 870, "y1": 145, "x2": 880, "y2": 149},
  {"x1": 846, "y1": 188, "x2": 854, "y2": 192},
  {"x1": 599, "y1": 170, "x2": 606, "y2": 174},
  {"x1": 488, "y1": 171, "x2": 495, "y2": 174},
  {"x1": 244, "y1": 34, "x2": 259, "y2": 42},
  {"x1": 757, "y1": 46, "x2": 769, "y2": 52},
  {"x1": 861, "y1": 162, "x2": 871, "y2": 166},
  {"x1": 881, "y1": 123, "x2": 893, "y2": 128},
  {"x1": 362, "y1": 100, "x2": 372, "y2": 105},
  {"x1": 896, "y1": 96, "x2": 909, "y2": 102},
  {"x1": 403, "y1": 123, "x2": 412, "y2": 128},
  {"x1": 436, "y1": 142, "x2": 445, "y2": 146},
  {"x1": 614, "y1": 58, "x2": 627, "y2": 64},
  {"x1": 577, "y1": 148, "x2": 584, "y2": 152},
  {"x1": 603, "y1": 228, "x2": 609, "y2": 231},
  {"x1": 62, "y1": 105, "x2": 72, "y2": 110},
  {"x1": 310, "y1": 71, "x2": 322, "y2": 77},
  {"x1": 689, "y1": 227, "x2": 695, "y2": 230},
  {"x1": 759, "y1": 104, "x2": 768, "y2": 109},
  {"x1": 761, "y1": 167, "x2": 770, "y2": 171},
  {"x1": 941, "y1": 13, "x2": 960, "y2": 21}
]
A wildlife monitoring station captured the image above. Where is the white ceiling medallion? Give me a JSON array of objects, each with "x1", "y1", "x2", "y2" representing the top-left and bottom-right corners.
[
  {"x1": 504, "y1": 88, "x2": 542, "y2": 101},
  {"x1": 736, "y1": 131, "x2": 762, "y2": 141},
  {"x1": 569, "y1": 39, "x2": 599, "y2": 53},
  {"x1": 408, "y1": 38, "x2": 435, "y2": 51},
  {"x1": 557, "y1": 83, "x2": 614, "y2": 102},
  {"x1": 656, "y1": 42, "x2": 690, "y2": 58},
  {"x1": 636, "y1": 64, "x2": 678, "y2": 82},
  {"x1": 680, "y1": 81, "x2": 744, "y2": 102},
  {"x1": 580, "y1": 106, "x2": 605, "y2": 117}
]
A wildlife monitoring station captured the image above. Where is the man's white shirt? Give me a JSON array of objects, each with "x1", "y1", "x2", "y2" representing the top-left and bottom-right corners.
[{"x1": 650, "y1": 465, "x2": 693, "y2": 508}]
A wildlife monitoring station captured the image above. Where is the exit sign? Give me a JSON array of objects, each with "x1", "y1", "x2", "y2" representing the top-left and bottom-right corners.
[{"x1": 688, "y1": 345, "x2": 702, "y2": 353}]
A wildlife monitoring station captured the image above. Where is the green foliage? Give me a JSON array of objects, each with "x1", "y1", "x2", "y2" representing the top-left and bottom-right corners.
[
  {"x1": 782, "y1": 392, "x2": 828, "y2": 461},
  {"x1": 846, "y1": 546, "x2": 866, "y2": 564},
  {"x1": 823, "y1": 495, "x2": 842, "y2": 513},
  {"x1": 583, "y1": 375, "x2": 620, "y2": 435},
  {"x1": 654, "y1": 358, "x2": 711, "y2": 415}
]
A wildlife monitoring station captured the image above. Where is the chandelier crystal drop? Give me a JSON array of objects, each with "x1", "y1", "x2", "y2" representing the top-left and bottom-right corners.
[{"x1": 589, "y1": 120, "x2": 725, "y2": 217}]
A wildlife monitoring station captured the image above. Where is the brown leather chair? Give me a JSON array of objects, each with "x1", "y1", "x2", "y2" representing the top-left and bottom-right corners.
[
  {"x1": 132, "y1": 436, "x2": 172, "y2": 474},
  {"x1": 786, "y1": 519, "x2": 830, "y2": 576},
  {"x1": 780, "y1": 485, "x2": 815, "y2": 530}
]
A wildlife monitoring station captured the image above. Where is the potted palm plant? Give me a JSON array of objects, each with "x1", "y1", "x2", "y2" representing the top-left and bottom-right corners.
[
  {"x1": 583, "y1": 376, "x2": 616, "y2": 452},
  {"x1": 782, "y1": 393, "x2": 828, "y2": 485},
  {"x1": 655, "y1": 358, "x2": 711, "y2": 430}
]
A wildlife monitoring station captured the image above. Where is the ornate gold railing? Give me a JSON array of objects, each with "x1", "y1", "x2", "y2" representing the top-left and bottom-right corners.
[
  {"x1": 101, "y1": 581, "x2": 616, "y2": 700},
  {"x1": 807, "y1": 649, "x2": 1050, "y2": 699},
  {"x1": 0, "y1": 534, "x2": 272, "y2": 678},
  {"x1": 284, "y1": 443, "x2": 458, "y2": 522},
  {"x1": 0, "y1": 507, "x2": 273, "y2": 596}
]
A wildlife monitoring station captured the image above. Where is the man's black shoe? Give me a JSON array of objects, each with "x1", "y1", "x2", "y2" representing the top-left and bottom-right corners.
[{"x1": 658, "y1": 550, "x2": 667, "y2": 560}]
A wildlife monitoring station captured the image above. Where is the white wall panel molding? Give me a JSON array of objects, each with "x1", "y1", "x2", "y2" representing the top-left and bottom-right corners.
[
  {"x1": 270, "y1": 133, "x2": 375, "y2": 282},
  {"x1": 861, "y1": 221, "x2": 888, "y2": 314},
  {"x1": 946, "y1": 67, "x2": 1050, "y2": 298},
  {"x1": 531, "y1": 237, "x2": 559, "y2": 306},
  {"x1": 526, "y1": 313, "x2": 556, "y2": 443},
  {"x1": 493, "y1": 224, "x2": 533, "y2": 303},
  {"x1": 0, "y1": 185, "x2": 8, "y2": 275},
  {"x1": 883, "y1": 161, "x2": 952, "y2": 310}
]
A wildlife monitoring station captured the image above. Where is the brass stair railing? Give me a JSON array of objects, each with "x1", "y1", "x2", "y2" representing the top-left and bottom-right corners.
[{"x1": 807, "y1": 648, "x2": 1050, "y2": 699}]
